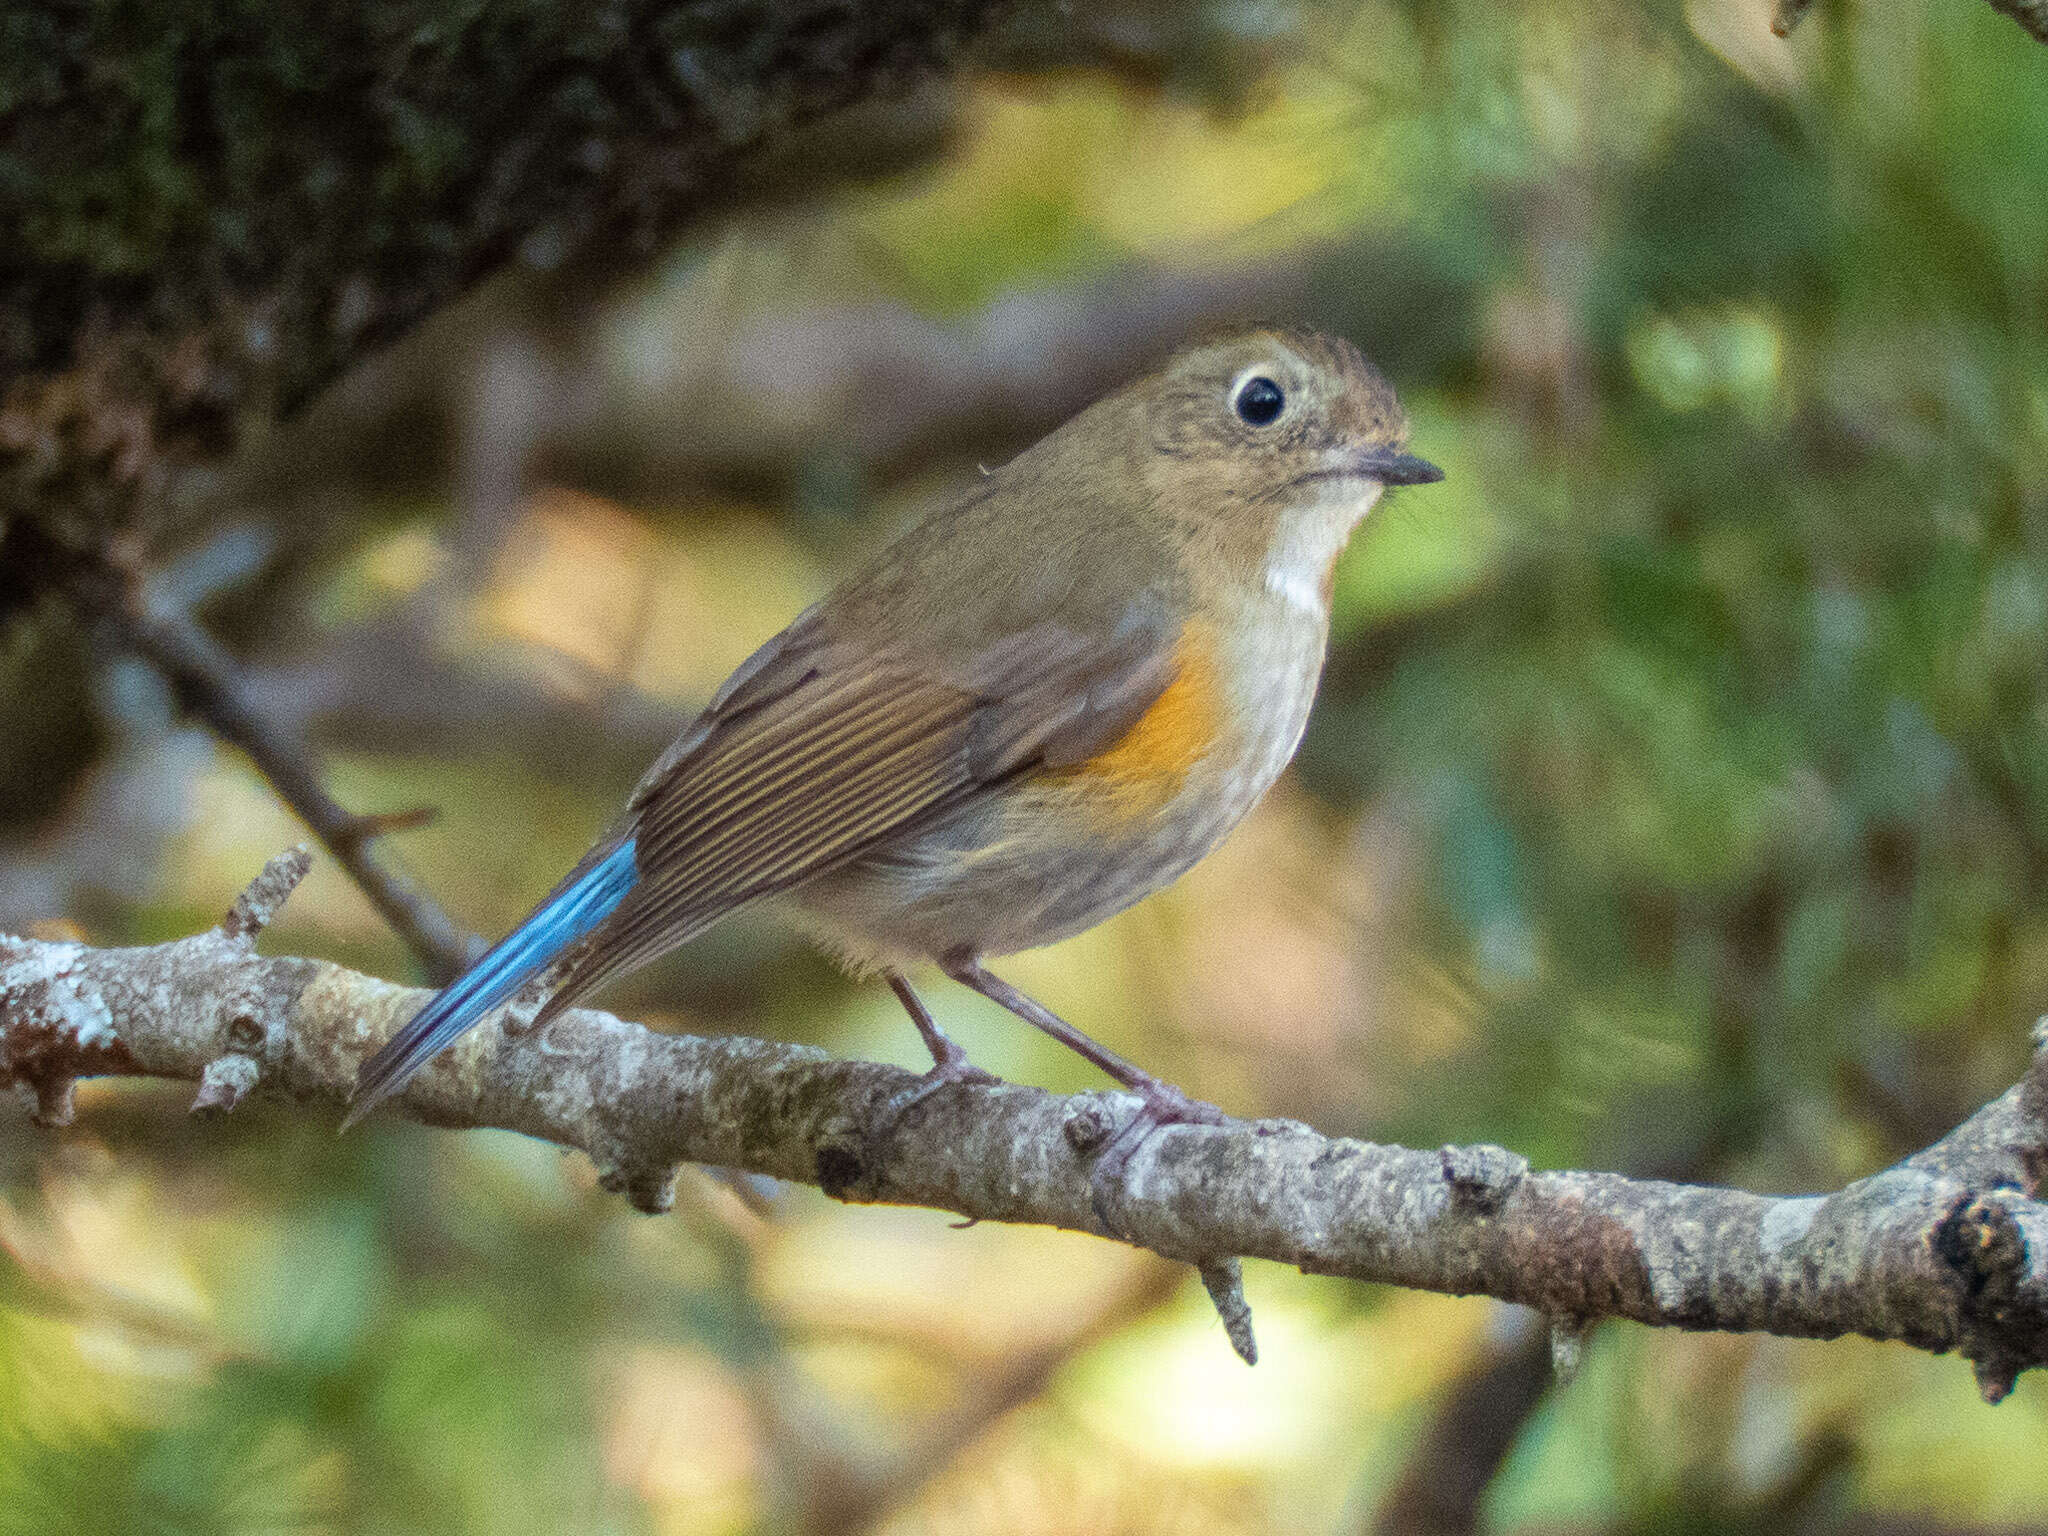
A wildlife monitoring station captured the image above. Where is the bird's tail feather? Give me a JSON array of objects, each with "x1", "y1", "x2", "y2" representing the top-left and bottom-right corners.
[{"x1": 342, "y1": 839, "x2": 639, "y2": 1129}]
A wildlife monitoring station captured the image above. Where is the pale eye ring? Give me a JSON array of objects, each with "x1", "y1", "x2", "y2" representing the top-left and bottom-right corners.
[{"x1": 1233, "y1": 374, "x2": 1285, "y2": 426}]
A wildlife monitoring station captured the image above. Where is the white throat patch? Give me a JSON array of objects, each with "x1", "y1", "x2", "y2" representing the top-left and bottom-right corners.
[
  {"x1": 1264, "y1": 561, "x2": 1328, "y2": 621},
  {"x1": 1264, "y1": 479, "x2": 1384, "y2": 624}
]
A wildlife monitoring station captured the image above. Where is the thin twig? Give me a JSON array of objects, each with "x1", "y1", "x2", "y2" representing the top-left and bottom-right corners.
[{"x1": 58, "y1": 549, "x2": 473, "y2": 981}]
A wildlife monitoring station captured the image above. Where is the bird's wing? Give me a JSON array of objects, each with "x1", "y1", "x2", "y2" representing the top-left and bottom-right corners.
[{"x1": 531, "y1": 600, "x2": 1179, "y2": 1019}]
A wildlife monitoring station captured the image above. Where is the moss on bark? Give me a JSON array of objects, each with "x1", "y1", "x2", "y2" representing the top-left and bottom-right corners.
[{"x1": 0, "y1": 0, "x2": 1008, "y2": 529}]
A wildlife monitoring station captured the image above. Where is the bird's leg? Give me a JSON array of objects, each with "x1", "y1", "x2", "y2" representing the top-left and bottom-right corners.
[
  {"x1": 862, "y1": 970, "x2": 1002, "y2": 1166},
  {"x1": 888, "y1": 970, "x2": 996, "y2": 1084},
  {"x1": 940, "y1": 955, "x2": 1226, "y2": 1227},
  {"x1": 940, "y1": 955, "x2": 1216, "y2": 1110}
]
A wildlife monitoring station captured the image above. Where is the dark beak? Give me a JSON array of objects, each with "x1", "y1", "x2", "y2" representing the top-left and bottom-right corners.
[{"x1": 1357, "y1": 448, "x2": 1444, "y2": 485}]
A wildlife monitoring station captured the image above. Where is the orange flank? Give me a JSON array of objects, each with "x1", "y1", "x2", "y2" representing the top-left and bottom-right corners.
[{"x1": 1055, "y1": 621, "x2": 1222, "y2": 814}]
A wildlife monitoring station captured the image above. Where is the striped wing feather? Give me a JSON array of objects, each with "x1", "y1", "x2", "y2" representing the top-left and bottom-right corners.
[{"x1": 532, "y1": 604, "x2": 1179, "y2": 1023}]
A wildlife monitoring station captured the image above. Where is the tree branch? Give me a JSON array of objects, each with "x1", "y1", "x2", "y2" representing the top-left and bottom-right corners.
[
  {"x1": 50, "y1": 543, "x2": 476, "y2": 982},
  {"x1": 4, "y1": 850, "x2": 2047, "y2": 1395}
]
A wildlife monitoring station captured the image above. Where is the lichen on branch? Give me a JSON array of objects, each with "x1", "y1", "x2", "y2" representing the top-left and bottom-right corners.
[{"x1": 4, "y1": 848, "x2": 2046, "y2": 1396}]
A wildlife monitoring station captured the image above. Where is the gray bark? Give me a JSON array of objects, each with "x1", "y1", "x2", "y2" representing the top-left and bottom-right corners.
[{"x1": 6, "y1": 848, "x2": 2046, "y2": 1399}]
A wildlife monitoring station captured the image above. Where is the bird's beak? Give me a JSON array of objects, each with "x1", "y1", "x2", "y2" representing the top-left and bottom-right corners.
[{"x1": 1354, "y1": 448, "x2": 1444, "y2": 485}]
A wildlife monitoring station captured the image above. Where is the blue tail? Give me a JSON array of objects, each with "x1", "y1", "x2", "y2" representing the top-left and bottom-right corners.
[{"x1": 343, "y1": 839, "x2": 638, "y2": 1128}]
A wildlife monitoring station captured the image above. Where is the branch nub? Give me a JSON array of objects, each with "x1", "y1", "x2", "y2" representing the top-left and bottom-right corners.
[
  {"x1": 191, "y1": 1053, "x2": 262, "y2": 1116},
  {"x1": 1198, "y1": 1257, "x2": 1258, "y2": 1366},
  {"x1": 221, "y1": 845, "x2": 313, "y2": 945},
  {"x1": 1440, "y1": 1143, "x2": 1529, "y2": 1212}
]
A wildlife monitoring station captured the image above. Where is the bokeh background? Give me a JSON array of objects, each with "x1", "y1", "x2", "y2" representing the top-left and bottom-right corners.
[{"x1": 6, "y1": 0, "x2": 2048, "y2": 1530}]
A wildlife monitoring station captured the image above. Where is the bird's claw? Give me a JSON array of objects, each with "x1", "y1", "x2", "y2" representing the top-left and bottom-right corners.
[
  {"x1": 1087, "y1": 1079, "x2": 1227, "y2": 1233},
  {"x1": 861, "y1": 1051, "x2": 1003, "y2": 1178}
]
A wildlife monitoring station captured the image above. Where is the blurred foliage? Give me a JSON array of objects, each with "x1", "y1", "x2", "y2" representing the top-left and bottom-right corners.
[{"x1": 7, "y1": 0, "x2": 2048, "y2": 1531}]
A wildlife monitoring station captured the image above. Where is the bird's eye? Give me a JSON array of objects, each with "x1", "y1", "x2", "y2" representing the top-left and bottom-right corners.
[{"x1": 1233, "y1": 375, "x2": 1285, "y2": 426}]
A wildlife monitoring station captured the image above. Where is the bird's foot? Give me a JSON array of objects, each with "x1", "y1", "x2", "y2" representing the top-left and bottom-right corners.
[
  {"x1": 861, "y1": 1043, "x2": 1003, "y2": 1175},
  {"x1": 1087, "y1": 1077, "x2": 1228, "y2": 1233}
]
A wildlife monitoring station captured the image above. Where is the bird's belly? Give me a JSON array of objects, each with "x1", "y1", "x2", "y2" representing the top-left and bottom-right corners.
[{"x1": 791, "y1": 618, "x2": 1325, "y2": 969}]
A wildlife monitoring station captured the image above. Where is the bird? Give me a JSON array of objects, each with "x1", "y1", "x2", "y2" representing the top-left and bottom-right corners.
[{"x1": 343, "y1": 325, "x2": 1442, "y2": 1150}]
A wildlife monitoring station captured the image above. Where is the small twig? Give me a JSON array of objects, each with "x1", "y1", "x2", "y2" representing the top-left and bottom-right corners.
[
  {"x1": 1198, "y1": 1257, "x2": 1257, "y2": 1365},
  {"x1": 1547, "y1": 1316, "x2": 1590, "y2": 1384},
  {"x1": 60, "y1": 548, "x2": 473, "y2": 981},
  {"x1": 190, "y1": 1051, "x2": 262, "y2": 1115},
  {"x1": 221, "y1": 843, "x2": 313, "y2": 943}
]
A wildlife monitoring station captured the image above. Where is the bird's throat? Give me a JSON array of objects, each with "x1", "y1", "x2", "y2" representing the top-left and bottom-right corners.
[{"x1": 1262, "y1": 480, "x2": 1384, "y2": 624}]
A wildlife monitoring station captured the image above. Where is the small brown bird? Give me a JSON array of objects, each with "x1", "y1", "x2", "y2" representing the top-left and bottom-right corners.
[{"x1": 346, "y1": 327, "x2": 1441, "y2": 1155}]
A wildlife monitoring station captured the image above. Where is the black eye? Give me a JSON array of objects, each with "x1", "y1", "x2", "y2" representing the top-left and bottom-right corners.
[{"x1": 1234, "y1": 375, "x2": 1285, "y2": 426}]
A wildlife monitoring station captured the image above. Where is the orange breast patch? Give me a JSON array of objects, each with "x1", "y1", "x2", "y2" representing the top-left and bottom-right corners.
[{"x1": 1053, "y1": 621, "x2": 1222, "y2": 814}]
